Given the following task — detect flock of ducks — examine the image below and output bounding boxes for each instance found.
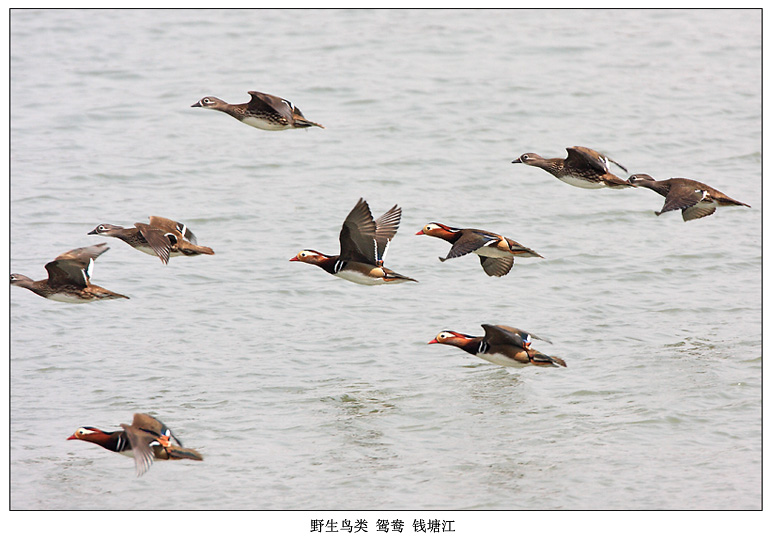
[11,89,751,476]
[512,146,750,219]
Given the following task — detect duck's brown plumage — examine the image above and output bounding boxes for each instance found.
[513,146,632,189]
[192,90,324,130]
[89,216,214,264]
[628,173,750,221]
[10,243,128,303]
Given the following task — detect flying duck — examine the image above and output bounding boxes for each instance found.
[627,173,750,221]
[88,216,214,264]
[429,324,566,368]
[191,90,324,130]
[10,243,128,303]
[291,198,417,285]
[416,223,543,276]
[67,413,203,477]
[512,146,633,189]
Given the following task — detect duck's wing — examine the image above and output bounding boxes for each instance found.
[481,324,528,348]
[658,183,705,215]
[441,230,496,261]
[567,146,614,174]
[495,325,551,344]
[135,223,174,264]
[478,255,514,277]
[574,145,627,173]
[46,244,109,287]
[45,259,89,288]
[54,243,110,265]
[131,413,183,447]
[246,91,294,121]
[339,198,379,264]
[121,422,159,477]
[373,204,401,263]
[148,216,198,244]
[681,202,717,221]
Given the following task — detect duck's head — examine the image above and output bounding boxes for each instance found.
[415,223,457,238]
[290,250,330,265]
[191,96,227,109]
[10,273,31,286]
[512,152,543,164]
[626,173,656,186]
[88,223,122,236]
[67,426,106,442]
[429,330,475,347]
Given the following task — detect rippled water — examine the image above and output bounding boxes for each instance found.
[9,9,761,513]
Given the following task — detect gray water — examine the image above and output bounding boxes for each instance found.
[9,9,761,511]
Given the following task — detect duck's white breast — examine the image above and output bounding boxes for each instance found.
[475,352,529,368]
[47,293,92,304]
[559,175,606,189]
[241,117,291,131]
[335,269,384,285]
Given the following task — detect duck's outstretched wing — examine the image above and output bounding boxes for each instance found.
[46,243,110,287]
[568,146,626,174]
[339,198,379,264]
[148,216,198,244]
[247,91,294,122]
[135,223,174,264]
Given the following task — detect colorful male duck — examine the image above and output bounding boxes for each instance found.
[67,413,203,477]
[416,223,542,276]
[291,198,417,285]
[430,324,566,368]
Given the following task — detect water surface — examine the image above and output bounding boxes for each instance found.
[9,9,761,511]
